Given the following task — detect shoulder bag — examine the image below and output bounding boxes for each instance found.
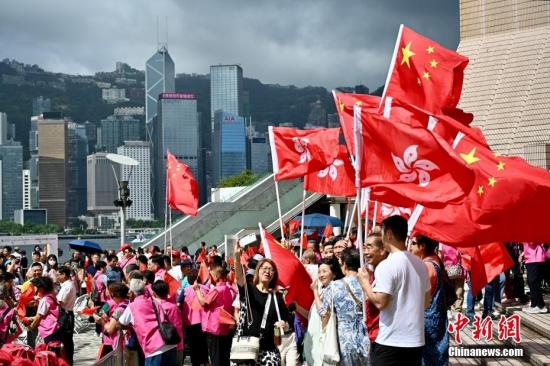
[322,286,340,364]
[150,297,181,345]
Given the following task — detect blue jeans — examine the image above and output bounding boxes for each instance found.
[466,277,498,320]
[144,348,177,366]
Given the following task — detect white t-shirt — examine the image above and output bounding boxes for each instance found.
[373,250,430,348]
[168,266,183,282]
[57,280,77,311]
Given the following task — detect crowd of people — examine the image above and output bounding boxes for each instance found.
[0,216,546,366]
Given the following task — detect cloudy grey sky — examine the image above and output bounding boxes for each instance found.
[0,0,459,89]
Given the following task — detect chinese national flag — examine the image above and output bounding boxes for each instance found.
[333,92,381,155]
[414,129,550,246]
[358,111,475,208]
[269,126,340,181]
[16,283,36,318]
[260,226,314,314]
[198,260,210,284]
[305,145,356,197]
[164,272,180,302]
[383,25,469,117]
[458,243,514,294]
[323,224,333,238]
[166,151,199,216]
[288,219,300,237]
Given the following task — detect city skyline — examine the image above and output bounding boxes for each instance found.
[0,0,459,89]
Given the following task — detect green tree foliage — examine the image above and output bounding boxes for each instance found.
[126,219,164,228]
[218,170,260,188]
[0,221,60,235]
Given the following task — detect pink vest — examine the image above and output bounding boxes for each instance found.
[182,285,206,326]
[94,272,107,302]
[523,242,546,263]
[154,269,166,283]
[201,282,236,336]
[0,304,14,342]
[38,294,60,339]
[118,256,137,272]
[128,295,166,357]
[441,244,461,266]
[160,299,184,350]
[103,299,129,347]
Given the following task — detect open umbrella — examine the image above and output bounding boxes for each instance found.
[295,213,343,228]
[69,239,103,254]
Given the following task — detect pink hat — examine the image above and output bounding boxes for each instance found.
[119,243,133,252]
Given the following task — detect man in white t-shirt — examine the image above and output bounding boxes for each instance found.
[358,215,430,366]
[57,267,77,366]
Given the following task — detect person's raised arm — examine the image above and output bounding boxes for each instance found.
[234,241,244,288]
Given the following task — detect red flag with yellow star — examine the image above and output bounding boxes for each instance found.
[166,151,199,216]
[414,131,550,246]
[382,25,470,118]
[332,91,381,155]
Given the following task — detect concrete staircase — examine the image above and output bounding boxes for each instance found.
[143,174,324,253]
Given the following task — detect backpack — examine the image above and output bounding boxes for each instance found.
[426,259,457,310]
[90,276,101,303]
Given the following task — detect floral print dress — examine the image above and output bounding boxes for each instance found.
[319,276,370,366]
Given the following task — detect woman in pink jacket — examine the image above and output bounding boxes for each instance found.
[521,242,548,314]
[152,281,184,366]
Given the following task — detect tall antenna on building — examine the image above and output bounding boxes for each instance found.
[165,16,169,48]
[156,16,160,49]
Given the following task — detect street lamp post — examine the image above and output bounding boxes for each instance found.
[106,154,139,246]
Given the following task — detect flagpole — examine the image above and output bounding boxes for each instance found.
[372,200,379,232]
[363,188,370,243]
[379,24,404,112]
[164,171,169,255]
[343,197,351,235]
[346,199,357,239]
[274,178,286,243]
[169,203,173,268]
[299,176,307,259]
[354,103,367,322]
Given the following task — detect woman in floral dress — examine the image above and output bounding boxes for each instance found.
[318,248,370,366]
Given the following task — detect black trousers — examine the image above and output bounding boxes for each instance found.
[206,333,232,366]
[186,324,209,366]
[372,343,423,366]
[63,311,75,366]
[526,262,545,308]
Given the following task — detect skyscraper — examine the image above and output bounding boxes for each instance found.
[0,141,23,221]
[249,137,271,174]
[145,45,175,126]
[153,93,199,218]
[210,65,244,124]
[86,153,118,213]
[212,111,246,187]
[32,96,51,117]
[67,123,88,222]
[97,115,143,153]
[22,169,31,210]
[0,112,7,145]
[28,115,40,208]
[38,116,68,228]
[118,141,153,221]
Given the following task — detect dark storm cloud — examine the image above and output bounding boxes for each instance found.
[0,0,458,89]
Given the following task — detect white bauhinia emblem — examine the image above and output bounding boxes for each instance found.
[292,137,311,164]
[391,145,439,187]
[380,203,412,218]
[318,159,344,181]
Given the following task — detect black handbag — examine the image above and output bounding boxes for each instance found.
[150,297,181,345]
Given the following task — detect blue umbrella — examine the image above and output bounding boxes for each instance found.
[69,239,103,254]
[295,213,343,228]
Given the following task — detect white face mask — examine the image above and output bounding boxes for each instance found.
[48,260,56,266]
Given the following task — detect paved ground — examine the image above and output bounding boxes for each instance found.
[73,325,102,366]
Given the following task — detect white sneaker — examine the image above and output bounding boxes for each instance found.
[523,307,542,314]
[537,307,548,314]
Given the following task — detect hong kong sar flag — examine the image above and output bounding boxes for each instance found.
[269,126,340,181]
[305,145,355,197]
[359,111,475,208]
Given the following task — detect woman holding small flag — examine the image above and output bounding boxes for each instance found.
[233,241,290,365]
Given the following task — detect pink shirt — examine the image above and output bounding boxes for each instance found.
[94,271,107,303]
[182,285,207,326]
[160,299,184,350]
[523,242,546,263]
[37,294,60,339]
[0,304,14,342]
[200,282,236,336]
[441,244,461,266]
[154,269,166,283]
